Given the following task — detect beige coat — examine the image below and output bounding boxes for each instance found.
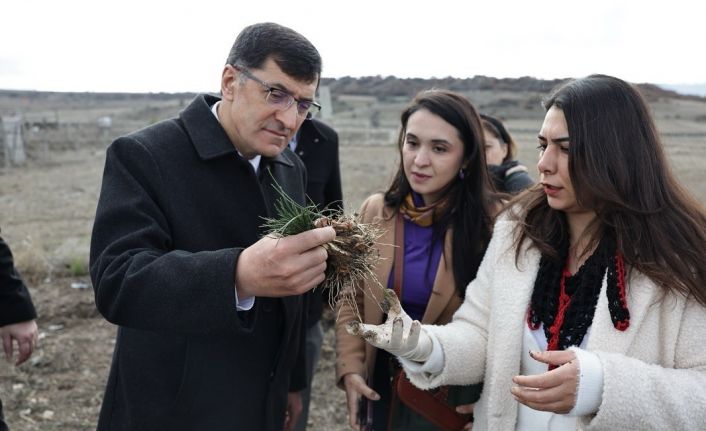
[406,217,706,430]
[335,193,463,386]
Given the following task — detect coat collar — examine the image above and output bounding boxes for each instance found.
[180,94,295,168]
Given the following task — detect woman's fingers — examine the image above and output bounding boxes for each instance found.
[512,356,579,414]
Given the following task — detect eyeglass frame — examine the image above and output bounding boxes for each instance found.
[232,64,322,120]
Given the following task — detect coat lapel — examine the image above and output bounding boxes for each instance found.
[258,156,303,334]
[586,270,659,354]
[421,228,458,324]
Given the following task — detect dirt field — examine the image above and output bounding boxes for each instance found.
[1,91,705,430]
[0,144,399,431]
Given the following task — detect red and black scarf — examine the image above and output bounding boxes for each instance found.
[527,235,630,353]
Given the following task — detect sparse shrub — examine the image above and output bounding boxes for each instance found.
[12,237,53,283]
[68,256,89,276]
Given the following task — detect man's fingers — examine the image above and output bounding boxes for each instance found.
[291,260,327,291]
[2,334,12,362]
[288,226,336,253]
[16,338,32,365]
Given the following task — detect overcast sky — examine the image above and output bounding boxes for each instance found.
[2,0,704,93]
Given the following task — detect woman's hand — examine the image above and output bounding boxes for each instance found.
[456,402,475,430]
[511,350,579,414]
[342,373,380,430]
[345,290,432,362]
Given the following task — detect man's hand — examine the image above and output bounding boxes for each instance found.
[283,391,303,431]
[342,373,379,431]
[235,226,335,299]
[511,350,579,414]
[346,291,432,362]
[0,319,39,366]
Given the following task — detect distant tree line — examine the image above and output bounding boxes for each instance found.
[0,76,701,102]
[320,75,568,99]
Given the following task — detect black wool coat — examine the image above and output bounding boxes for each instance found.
[0,234,37,429]
[0,234,37,327]
[292,118,343,327]
[90,94,308,431]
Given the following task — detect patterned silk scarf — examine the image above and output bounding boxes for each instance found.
[398,192,453,227]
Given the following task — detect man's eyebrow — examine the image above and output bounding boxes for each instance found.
[270,82,315,103]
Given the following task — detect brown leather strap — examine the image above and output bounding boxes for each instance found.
[393,212,405,299]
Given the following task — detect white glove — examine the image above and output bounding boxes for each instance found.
[346,289,432,362]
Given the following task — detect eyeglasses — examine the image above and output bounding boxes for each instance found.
[233,65,321,120]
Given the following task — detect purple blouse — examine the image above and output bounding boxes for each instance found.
[387,203,445,321]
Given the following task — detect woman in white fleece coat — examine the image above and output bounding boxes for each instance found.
[349,74,706,431]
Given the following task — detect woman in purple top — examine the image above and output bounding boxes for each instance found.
[336,90,504,430]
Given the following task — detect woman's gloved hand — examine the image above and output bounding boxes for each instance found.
[346,290,432,362]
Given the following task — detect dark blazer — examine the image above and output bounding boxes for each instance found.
[0,234,37,431]
[292,119,343,326]
[90,94,308,431]
[0,234,37,327]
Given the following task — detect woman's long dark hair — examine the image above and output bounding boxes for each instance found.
[384,90,501,296]
[511,74,706,306]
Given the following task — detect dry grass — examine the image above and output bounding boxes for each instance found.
[0,89,704,430]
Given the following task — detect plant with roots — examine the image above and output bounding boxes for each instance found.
[261,182,385,321]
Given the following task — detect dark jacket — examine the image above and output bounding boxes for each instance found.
[292,119,343,327]
[489,160,534,194]
[90,94,308,431]
[0,234,37,431]
[0,234,37,327]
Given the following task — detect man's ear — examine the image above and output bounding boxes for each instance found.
[221,65,237,101]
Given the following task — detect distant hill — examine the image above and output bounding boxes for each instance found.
[320,75,706,102]
[658,83,706,97]
[1,75,703,103]
[319,75,567,99]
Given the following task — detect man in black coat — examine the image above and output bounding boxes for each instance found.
[0,233,39,431]
[289,118,343,431]
[89,23,335,431]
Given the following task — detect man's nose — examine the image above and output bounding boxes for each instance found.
[276,103,299,130]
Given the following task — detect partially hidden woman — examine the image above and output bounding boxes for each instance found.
[480,114,534,193]
[336,90,504,430]
[352,75,706,430]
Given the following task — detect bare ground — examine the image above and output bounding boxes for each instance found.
[1,105,705,430]
[0,146,399,431]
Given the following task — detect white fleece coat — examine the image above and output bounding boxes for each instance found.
[404,218,706,430]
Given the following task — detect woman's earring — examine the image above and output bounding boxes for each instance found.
[458,169,465,180]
